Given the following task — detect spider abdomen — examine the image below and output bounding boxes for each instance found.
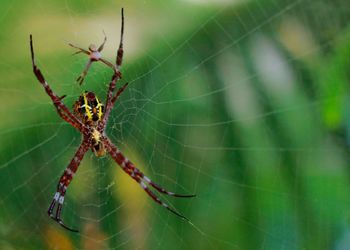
[73,91,104,124]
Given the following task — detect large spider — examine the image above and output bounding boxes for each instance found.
[30,9,195,232]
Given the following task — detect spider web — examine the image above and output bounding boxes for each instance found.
[1,0,350,249]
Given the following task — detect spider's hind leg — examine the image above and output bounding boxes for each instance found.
[47,187,79,232]
[47,141,89,233]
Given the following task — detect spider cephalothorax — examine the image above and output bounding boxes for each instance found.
[30,8,195,233]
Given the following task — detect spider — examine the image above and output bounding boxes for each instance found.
[69,30,115,85]
[30,8,195,233]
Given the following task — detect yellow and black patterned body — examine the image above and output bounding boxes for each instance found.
[74,91,106,157]
[74,91,104,124]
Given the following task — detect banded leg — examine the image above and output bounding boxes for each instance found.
[101,8,125,128]
[48,140,89,232]
[103,137,195,220]
[110,82,129,107]
[30,35,85,131]
[56,106,81,130]
[98,81,129,132]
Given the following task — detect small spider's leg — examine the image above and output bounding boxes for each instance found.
[30,35,85,131]
[99,57,116,70]
[69,43,94,85]
[76,60,93,85]
[72,50,84,56]
[97,31,107,52]
[103,137,193,220]
[48,140,89,232]
[68,43,90,55]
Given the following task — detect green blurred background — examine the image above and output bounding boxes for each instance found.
[1,0,350,249]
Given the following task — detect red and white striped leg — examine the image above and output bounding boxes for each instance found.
[30,35,86,132]
[48,140,89,232]
[110,82,129,106]
[100,8,125,130]
[103,137,195,220]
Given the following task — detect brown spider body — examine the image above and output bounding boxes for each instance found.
[73,91,104,124]
[30,8,195,233]
[73,92,106,157]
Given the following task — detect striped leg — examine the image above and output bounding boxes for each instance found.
[110,82,129,107]
[100,8,125,129]
[103,137,195,221]
[98,81,129,132]
[48,140,89,232]
[30,35,85,132]
[56,104,82,130]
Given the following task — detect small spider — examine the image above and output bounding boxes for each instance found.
[69,30,116,85]
[30,8,195,232]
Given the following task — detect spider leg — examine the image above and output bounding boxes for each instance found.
[98,31,107,52]
[56,107,82,130]
[76,60,93,85]
[48,140,89,232]
[69,43,95,85]
[99,8,125,130]
[116,8,124,70]
[30,35,85,131]
[70,37,115,85]
[110,82,129,106]
[105,7,124,104]
[103,137,195,220]
[68,43,90,55]
[143,177,196,198]
[140,180,190,221]
[100,57,116,70]
[98,82,129,132]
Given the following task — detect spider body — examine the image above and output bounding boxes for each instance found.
[73,91,104,124]
[74,92,106,157]
[69,33,115,85]
[30,8,195,233]
[88,45,102,61]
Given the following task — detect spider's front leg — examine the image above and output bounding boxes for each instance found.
[30,35,86,132]
[48,140,89,232]
[101,9,125,126]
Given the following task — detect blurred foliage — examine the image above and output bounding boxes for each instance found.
[1,0,350,249]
